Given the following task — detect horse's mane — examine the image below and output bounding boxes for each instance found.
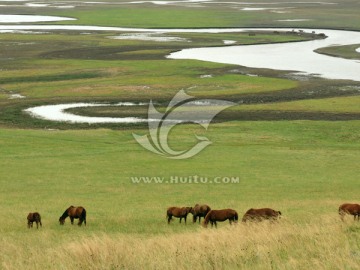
[60,205,74,219]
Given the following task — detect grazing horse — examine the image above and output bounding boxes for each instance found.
[166,206,192,224]
[190,204,211,224]
[339,203,360,221]
[27,212,42,229]
[242,208,282,223]
[203,209,238,228]
[59,206,86,226]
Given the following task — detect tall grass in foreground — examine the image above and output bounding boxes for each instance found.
[1,216,359,270]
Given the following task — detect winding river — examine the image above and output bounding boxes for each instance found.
[24,103,150,124]
[168,28,360,82]
[1,23,359,81]
[1,15,359,123]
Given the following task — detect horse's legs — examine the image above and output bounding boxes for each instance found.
[70,217,74,225]
[167,215,172,224]
[184,216,187,224]
[214,221,217,228]
[36,221,39,229]
[179,217,182,223]
[198,217,201,224]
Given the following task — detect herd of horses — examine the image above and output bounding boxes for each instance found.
[166,203,360,227]
[27,203,360,229]
[166,204,282,227]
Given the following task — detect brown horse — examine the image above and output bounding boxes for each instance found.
[203,209,238,228]
[59,206,86,226]
[242,208,282,222]
[27,212,42,229]
[190,204,211,223]
[166,206,192,224]
[339,203,360,221]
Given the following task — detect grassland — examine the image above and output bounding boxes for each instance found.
[315,44,360,60]
[0,122,360,269]
[1,0,360,269]
[6,0,360,30]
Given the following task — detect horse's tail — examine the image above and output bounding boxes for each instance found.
[38,214,42,227]
[82,208,87,226]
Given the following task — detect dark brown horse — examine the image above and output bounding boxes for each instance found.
[242,208,282,222]
[190,204,211,223]
[339,203,360,221]
[27,212,42,229]
[166,206,192,224]
[203,209,238,228]
[59,206,86,226]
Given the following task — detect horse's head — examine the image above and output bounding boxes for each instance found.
[59,217,65,225]
[186,207,193,214]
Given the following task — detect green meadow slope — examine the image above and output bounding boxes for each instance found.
[0,0,359,269]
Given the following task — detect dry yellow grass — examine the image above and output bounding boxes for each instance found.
[1,216,359,270]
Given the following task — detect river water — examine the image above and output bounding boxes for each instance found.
[168,28,360,81]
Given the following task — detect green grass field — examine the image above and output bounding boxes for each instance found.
[1,0,360,269]
[1,122,360,268]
